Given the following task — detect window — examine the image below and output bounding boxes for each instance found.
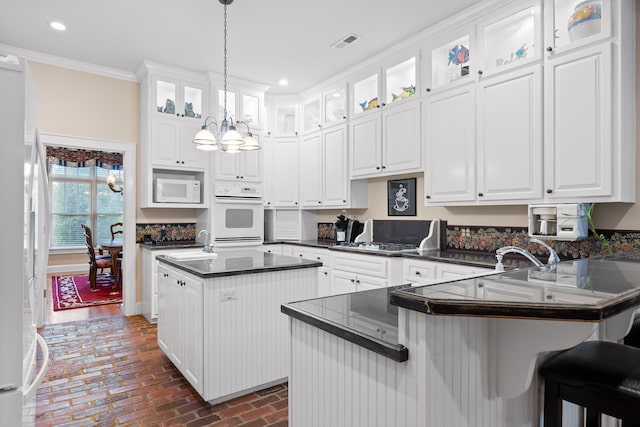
[49,165,123,249]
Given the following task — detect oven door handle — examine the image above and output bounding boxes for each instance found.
[214,197,263,205]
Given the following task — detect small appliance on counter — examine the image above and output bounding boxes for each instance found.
[334,214,363,243]
[334,215,348,243]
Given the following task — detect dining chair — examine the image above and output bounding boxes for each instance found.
[81,224,118,290]
[110,222,123,239]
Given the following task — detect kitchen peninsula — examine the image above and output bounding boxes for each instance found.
[283,251,640,426]
[156,250,321,404]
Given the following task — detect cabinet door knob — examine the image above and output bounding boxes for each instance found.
[299,254,303,257]
[376,105,381,108]
[381,103,386,107]
[176,160,180,164]
[318,124,322,128]
[546,46,553,52]
[295,202,298,205]
[350,279,355,283]
[236,176,240,179]
[316,257,321,260]
[342,116,346,119]
[318,201,322,204]
[323,271,328,275]
[415,271,421,276]
[267,201,271,205]
[477,70,483,75]
[478,192,484,197]
[426,88,431,92]
[181,161,184,164]
[426,195,431,199]
[546,189,553,194]
[376,166,381,170]
[342,200,346,203]
[381,165,386,169]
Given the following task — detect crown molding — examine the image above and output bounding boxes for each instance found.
[0,44,137,82]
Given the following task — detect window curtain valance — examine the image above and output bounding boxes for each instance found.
[46,147,123,170]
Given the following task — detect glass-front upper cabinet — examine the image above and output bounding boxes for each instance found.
[351,54,417,117]
[323,86,347,127]
[477,1,541,77]
[544,0,610,54]
[275,104,298,136]
[351,73,379,117]
[241,93,261,129]
[385,57,417,105]
[426,30,474,92]
[302,96,321,134]
[154,78,204,120]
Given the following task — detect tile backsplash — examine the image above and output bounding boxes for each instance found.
[135,223,197,243]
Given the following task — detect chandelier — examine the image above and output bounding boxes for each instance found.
[193,0,260,152]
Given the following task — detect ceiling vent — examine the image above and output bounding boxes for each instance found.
[331,34,360,49]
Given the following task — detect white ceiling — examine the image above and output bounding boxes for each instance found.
[0,0,481,94]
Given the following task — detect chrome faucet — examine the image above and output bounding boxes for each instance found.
[530,238,561,265]
[494,239,560,271]
[197,230,214,253]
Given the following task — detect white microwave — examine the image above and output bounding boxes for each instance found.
[154,178,201,203]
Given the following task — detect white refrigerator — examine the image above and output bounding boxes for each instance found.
[0,52,49,426]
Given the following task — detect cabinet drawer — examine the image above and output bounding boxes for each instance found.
[332,253,388,278]
[402,260,437,284]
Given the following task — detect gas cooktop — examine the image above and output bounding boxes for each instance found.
[335,242,419,253]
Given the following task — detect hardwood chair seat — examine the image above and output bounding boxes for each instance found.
[539,340,640,427]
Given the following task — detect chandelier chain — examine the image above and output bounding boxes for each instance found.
[223,2,228,120]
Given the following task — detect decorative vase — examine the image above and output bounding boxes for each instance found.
[568,1,602,41]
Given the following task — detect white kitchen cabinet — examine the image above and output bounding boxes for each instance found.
[543,0,612,56]
[273,103,299,137]
[318,266,331,297]
[425,2,544,206]
[212,82,266,131]
[150,117,207,170]
[543,42,613,199]
[142,246,205,324]
[214,134,263,183]
[156,264,204,395]
[329,250,402,296]
[299,132,322,206]
[272,137,299,207]
[301,96,322,135]
[476,63,543,201]
[138,62,211,208]
[350,99,421,178]
[322,85,348,128]
[262,134,275,208]
[299,125,366,209]
[349,53,421,179]
[424,83,476,203]
[402,258,493,287]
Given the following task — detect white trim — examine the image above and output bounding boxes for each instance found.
[0,44,137,82]
[40,132,138,317]
[47,264,88,274]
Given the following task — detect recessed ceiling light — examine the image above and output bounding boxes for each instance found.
[278,79,289,87]
[50,22,66,31]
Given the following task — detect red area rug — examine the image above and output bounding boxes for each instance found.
[52,274,122,311]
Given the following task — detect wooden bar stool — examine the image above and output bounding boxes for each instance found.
[539,340,640,427]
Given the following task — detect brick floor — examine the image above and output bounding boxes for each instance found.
[36,315,289,426]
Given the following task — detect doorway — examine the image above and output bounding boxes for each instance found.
[39,133,136,324]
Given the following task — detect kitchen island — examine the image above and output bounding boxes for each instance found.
[283,251,640,427]
[156,250,321,404]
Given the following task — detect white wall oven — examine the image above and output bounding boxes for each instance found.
[211,182,264,247]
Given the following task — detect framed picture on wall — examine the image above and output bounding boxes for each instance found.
[387,178,416,216]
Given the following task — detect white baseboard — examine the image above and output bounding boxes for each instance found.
[47,264,88,274]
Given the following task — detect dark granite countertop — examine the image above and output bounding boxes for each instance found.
[390,251,640,321]
[157,250,322,278]
[140,240,203,250]
[265,240,525,269]
[282,286,409,362]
